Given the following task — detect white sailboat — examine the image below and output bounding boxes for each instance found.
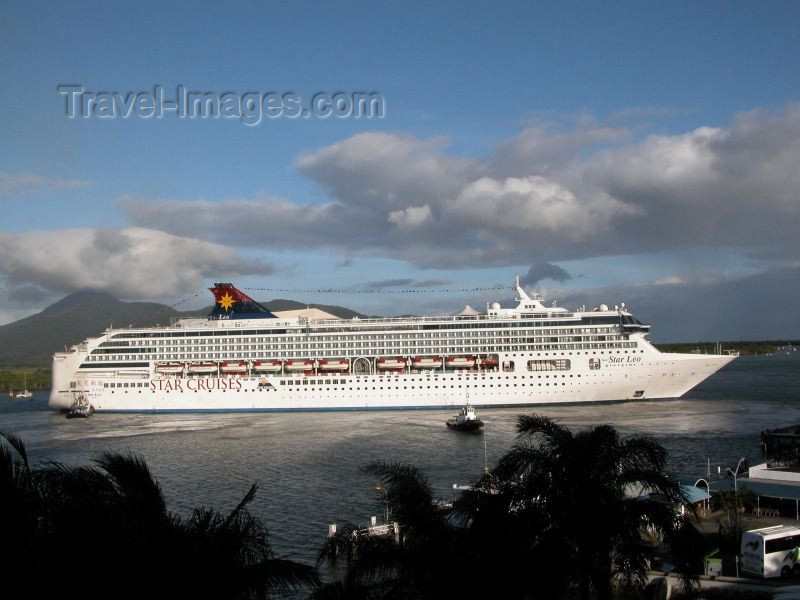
[15,374,33,399]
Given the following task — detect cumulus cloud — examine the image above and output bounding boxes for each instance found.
[0,172,90,198]
[124,104,800,269]
[388,204,432,228]
[297,133,474,211]
[0,228,272,300]
[451,176,636,239]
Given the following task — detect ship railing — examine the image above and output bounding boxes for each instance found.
[313,312,578,326]
[313,314,491,326]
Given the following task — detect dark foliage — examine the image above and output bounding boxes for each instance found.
[0,432,319,600]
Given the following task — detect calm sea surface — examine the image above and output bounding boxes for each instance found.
[2,353,799,565]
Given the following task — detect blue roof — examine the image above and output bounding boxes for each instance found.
[682,485,711,504]
[709,477,800,501]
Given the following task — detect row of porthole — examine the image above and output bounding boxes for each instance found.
[106,372,615,392]
[113,381,584,394]
[110,375,620,394]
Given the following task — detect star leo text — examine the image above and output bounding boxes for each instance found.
[608,356,642,364]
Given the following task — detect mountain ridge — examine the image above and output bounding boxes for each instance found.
[0,292,370,366]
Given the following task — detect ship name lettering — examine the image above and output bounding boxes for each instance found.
[609,356,642,364]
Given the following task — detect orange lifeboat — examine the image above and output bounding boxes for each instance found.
[155,361,184,374]
[220,361,248,374]
[446,356,475,369]
[412,356,443,369]
[319,359,349,371]
[187,361,218,374]
[284,360,313,372]
[377,357,406,370]
[252,360,282,373]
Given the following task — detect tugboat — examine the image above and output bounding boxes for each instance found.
[66,395,94,419]
[446,398,484,432]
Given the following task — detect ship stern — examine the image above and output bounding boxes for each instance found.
[49,352,75,411]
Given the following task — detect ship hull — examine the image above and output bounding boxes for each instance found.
[49,352,735,413]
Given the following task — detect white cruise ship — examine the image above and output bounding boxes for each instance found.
[49,278,736,413]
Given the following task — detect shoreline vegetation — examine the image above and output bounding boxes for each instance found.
[0,340,794,393]
[0,367,50,393]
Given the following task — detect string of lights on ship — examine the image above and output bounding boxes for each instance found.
[167,285,510,309]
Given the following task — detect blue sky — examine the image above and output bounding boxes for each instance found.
[1,1,799,340]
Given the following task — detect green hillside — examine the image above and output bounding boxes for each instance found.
[0,291,369,368]
[0,291,180,367]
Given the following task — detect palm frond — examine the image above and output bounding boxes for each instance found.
[259,556,321,595]
[224,482,258,527]
[516,414,571,445]
[0,431,29,472]
[96,451,166,517]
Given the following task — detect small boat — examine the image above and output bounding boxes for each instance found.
[446,356,476,369]
[155,361,185,374]
[377,357,406,370]
[187,361,218,374]
[285,360,313,372]
[446,401,484,432]
[319,359,349,371]
[252,360,282,373]
[220,361,248,374]
[66,396,94,419]
[15,374,33,399]
[412,356,443,369]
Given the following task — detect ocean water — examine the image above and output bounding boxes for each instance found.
[1,353,799,565]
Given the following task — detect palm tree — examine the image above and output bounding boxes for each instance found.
[315,461,464,599]
[483,414,702,600]
[0,433,319,600]
[0,431,41,597]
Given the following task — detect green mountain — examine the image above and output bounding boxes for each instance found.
[0,292,369,367]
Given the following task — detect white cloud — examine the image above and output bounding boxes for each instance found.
[124,104,800,268]
[0,228,272,300]
[388,204,432,228]
[450,176,636,239]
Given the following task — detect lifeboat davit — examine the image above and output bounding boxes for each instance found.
[220,361,248,374]
[320,359,349,371]
[187,361,218,374]
[412,356,443,369]
[252,360,282,373]
[446,356,475,369]
[377,357,406,370]
[482,356,499,368]
[155,362,185,374]
[285,360,313,372]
